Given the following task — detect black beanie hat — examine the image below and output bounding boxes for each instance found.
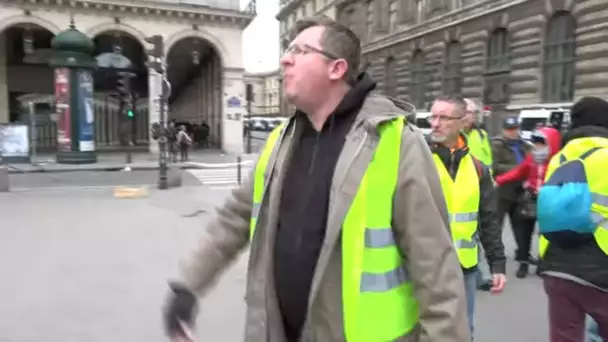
[570,96,608,129]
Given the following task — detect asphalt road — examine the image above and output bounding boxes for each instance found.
[243,130,270,153]
[8,169,202,190]
[0,186,548,341]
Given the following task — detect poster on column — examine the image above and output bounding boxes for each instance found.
[77,70,95,152]
[55,68,71,151]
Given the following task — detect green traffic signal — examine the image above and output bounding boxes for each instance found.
[127,110,134,118]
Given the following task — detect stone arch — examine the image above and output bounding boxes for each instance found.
[0,15,61,34]
[165,28,227,68]
[85,22,147,47]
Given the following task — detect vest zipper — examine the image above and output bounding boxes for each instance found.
[449,153,457,179]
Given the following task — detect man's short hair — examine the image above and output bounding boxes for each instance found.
[435,95,467,117]
[292,15,361,84]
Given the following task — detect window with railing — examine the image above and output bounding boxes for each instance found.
[542,11,576,103]
[385,56,397,97]
[375,0,390,32]
[486,28,509,72]
[443,40,462,96]
[410,50,426,109]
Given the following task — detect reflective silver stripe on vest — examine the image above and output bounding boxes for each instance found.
[591,212,608,231]
[361,266,409,293]
[450,212,478,223]
[455,239,477,249]
[593,193,608,207]
[251,202,261,219]
[365,228,395,248]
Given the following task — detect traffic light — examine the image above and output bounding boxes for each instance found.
[116,72,134,118]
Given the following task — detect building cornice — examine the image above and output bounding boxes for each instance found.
[245,68,280,78]
[2,0,255,30]
[362,0,529,54]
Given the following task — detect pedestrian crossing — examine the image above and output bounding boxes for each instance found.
[187,166,253,190]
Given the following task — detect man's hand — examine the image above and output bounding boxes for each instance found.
[170,321,196,342]
[490,273,507,294]
[163,282,198,340]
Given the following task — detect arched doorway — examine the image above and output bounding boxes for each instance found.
[166,36,223,149]
[0,22,57,151]
[1,23,55,121]
[92,30,148,149]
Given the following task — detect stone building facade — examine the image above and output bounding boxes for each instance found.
[277,0,608,131]
[0,0,255,154]
[244,69,282,116]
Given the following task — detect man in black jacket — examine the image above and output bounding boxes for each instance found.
[491,117,532,267]
[427,95,507,337]
[542,96,608,341]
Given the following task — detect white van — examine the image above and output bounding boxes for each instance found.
[507,103,572,140]
[415,111,432,136]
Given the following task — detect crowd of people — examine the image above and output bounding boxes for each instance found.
[165,120,210,162]
[159,15,607,342]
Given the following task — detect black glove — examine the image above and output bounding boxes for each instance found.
[163,281,198,336]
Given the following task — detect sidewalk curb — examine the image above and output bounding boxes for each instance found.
[7,164,161,174]
[6,158,258,174]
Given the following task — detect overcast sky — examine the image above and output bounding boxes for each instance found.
[240,0,280,73]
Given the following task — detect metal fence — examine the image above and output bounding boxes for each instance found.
[17,96,150,154]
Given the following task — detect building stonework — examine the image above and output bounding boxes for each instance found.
[0,0,255,154]
[244,69,282,116]
[277,0,608,130]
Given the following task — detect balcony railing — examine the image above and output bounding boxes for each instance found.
[150,0,256,13]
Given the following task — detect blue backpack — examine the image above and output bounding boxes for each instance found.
[537,147,605,247]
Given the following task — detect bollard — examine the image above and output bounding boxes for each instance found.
[237,156,242,185]
[0,163,9,192]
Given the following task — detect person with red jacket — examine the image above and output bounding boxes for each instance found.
[494,127,562,278]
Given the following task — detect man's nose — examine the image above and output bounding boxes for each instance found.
[280,52,293,67]
[430,117,440,129]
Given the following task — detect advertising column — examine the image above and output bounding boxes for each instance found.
[54,67,98,164]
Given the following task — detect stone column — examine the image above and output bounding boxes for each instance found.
[148,69,162,154]
[0,32,9,123]
[221,67,245,155]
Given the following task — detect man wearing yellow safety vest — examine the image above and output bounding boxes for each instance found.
[162,16,470,342]
[462,99,493,167]
[427,95,507,338]
[537,96,608,341]
[462,98,495,292]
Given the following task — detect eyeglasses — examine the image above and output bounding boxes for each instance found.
[427,115,464,124]
[283,43,339,60]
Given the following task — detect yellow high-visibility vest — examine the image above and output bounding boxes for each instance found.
[466,128,493,167]
[539,137,608,258]
[251,117,419,341]
[433,154,481,268]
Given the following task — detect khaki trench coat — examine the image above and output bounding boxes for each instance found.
[176,94,471,342]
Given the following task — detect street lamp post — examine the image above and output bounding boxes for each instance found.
[245,83,253,154]
[96,46,135,167]
[145,35,171,190]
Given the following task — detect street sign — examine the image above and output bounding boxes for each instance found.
[96,52,133,69]
[227,96,241,108]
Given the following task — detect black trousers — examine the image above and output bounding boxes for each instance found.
[498,199,536,262]
[179,143,189,162]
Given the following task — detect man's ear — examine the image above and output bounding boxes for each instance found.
[328,59,349,81]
